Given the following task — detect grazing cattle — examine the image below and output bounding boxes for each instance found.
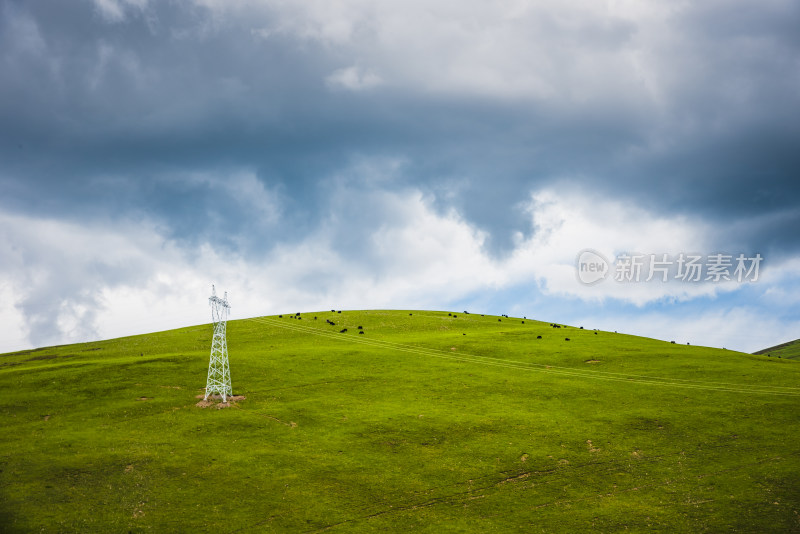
[498,319,502,322]
[580,326,584,329]
[409,313,413,316]
[338,311,342,314]
[279,315,283,318]
[340,328,347,333]
[314,317,317,320]
[331,309,335,312]
[464,311,469,314]
[453,315,457,318]
[671,341,676,344]
[359,331,364,335]
[357,326,363,330]
[537,335,542,339]
[462,333,466,335]
[565,338,570,341]
[594,332,597,335]
[521,321,524,324]
[448,313,452,316]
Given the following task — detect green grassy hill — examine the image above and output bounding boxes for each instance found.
[1,310,799,532]
[754,338,800,360]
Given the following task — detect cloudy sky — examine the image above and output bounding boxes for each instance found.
[1,0,799,353]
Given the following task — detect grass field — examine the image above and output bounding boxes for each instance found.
[1,310,799,532]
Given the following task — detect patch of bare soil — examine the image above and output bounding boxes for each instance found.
[262,415,297,427]
[584,359,601,364]
[498,472,531,485]
[137,397,151,401]
[195,394,246,409]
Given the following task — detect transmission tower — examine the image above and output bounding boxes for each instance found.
[205,285,232,402]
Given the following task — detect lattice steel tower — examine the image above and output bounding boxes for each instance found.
[205,285,232,402]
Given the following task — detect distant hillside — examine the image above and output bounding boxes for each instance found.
[754,338,800,360]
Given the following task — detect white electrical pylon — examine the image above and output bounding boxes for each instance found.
[205,285,232,402]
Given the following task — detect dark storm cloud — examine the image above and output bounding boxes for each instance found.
[1,0,799,260]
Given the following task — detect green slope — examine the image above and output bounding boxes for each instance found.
[1,310,799,532]
[754,338,800,360]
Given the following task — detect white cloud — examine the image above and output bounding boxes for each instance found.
[0,282,30,353]
[0,211,173,348]
[1,180,796,354]
[0,181,495,351]
[5,7,47,56]
[93,0,149,23]
[93,0,126,22]
[198,0,683,106]
[326,65,384,91]
[572,308,800,354]
[509,188,729,305]
[183,170,283,227]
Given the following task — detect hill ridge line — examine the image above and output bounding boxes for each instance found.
[245,316,800,396]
